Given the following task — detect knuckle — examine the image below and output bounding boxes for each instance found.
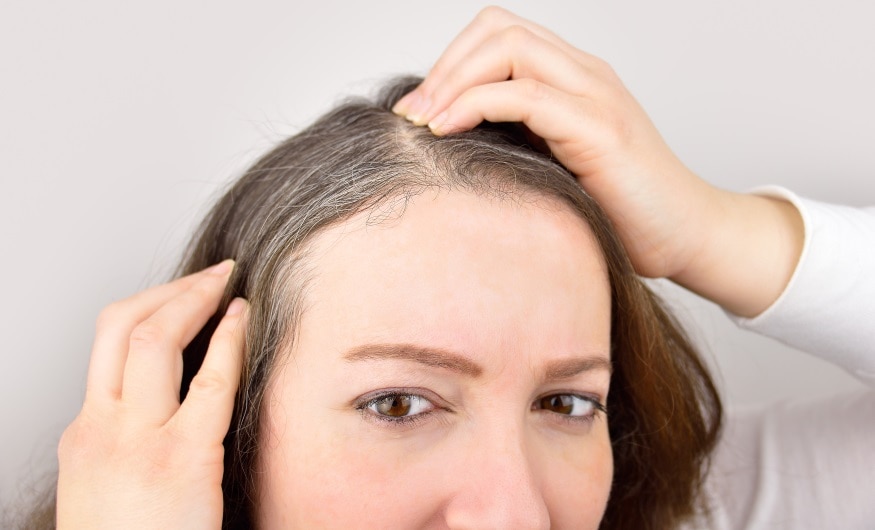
[95,302,125,333]
[163,422,226,469]
[188,369,231,397]
[501,24,535,49]
[57,424,79,460]
[477,5,511,25]
[596,61,623,88]
[186,281,220,309]
[456,86,485,110]
[518,78,547,102]
[128,319,167,349]
[58,414,105,462]
[590,55,614,75]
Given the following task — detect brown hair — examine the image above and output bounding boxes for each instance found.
[19,76,721,529]
[179,76,722,529]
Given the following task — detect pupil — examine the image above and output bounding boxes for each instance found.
[544,395,574,414]
[378,395,411,416]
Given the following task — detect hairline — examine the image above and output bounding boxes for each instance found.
[265,176,600,379]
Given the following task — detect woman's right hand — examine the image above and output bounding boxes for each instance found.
[394,6,804,317]
[56,261,247,529]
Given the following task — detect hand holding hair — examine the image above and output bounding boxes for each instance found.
[394,6,804,317]
[56,261,246,529]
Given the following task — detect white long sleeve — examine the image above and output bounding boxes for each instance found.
[695,189,875,529]
[733,187,875,386]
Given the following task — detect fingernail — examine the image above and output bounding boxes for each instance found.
[428,110,450,135]
[408,96,433,126]
[393,90,420,117]
[208,259,235,276]
[392,91,417,116]
[226,297,247,316]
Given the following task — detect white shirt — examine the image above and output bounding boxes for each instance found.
[697,188,875,529]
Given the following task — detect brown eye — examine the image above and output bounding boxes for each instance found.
[364,393,434,421]
[539,394,575,414]
[534,393,601,418]
[375,395,412,417]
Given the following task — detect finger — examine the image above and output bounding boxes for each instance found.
[408,26,596,127]
[85,260,235,406]
[427,79,610,167]
[169,298,248,443]
[394,6,601,118]
[425,8,592,92]
[120,263,234,424]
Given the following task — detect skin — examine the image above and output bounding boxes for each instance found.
[256,189,613,529]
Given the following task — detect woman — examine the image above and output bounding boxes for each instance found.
[49,7,875,530]
[53,75,720,529]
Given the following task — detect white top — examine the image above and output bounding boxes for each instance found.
[696,188,875,529]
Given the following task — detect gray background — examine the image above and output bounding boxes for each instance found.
[2,0,873,508]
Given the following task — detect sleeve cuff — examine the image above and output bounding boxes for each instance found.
[730,186,812,326]
[728,186,875,386]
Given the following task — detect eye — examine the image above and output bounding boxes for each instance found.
[357,391,438,426]
[532,393,606,422]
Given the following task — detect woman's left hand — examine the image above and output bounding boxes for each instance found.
[392,6,718,283]
[394,7,803,317]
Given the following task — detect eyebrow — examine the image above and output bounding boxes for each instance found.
[342,343,612,381]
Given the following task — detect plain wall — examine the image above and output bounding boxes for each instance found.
[2,0,873,509]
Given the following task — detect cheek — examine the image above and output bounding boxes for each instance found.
[539,423,614,528]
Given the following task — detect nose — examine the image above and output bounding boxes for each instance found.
[443,423,551,530]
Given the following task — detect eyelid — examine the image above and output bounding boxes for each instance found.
[533,389,605,406]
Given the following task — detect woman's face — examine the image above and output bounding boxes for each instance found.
[257,188,613,529]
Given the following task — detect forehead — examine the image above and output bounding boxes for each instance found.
[296,187,611,363]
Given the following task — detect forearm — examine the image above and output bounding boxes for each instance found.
[670,189,805,318]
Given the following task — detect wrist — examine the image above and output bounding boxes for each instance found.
[670,189,804,317]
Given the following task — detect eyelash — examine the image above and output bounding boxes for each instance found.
[355,389,607,428]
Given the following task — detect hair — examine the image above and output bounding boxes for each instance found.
[18,76,722,529]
